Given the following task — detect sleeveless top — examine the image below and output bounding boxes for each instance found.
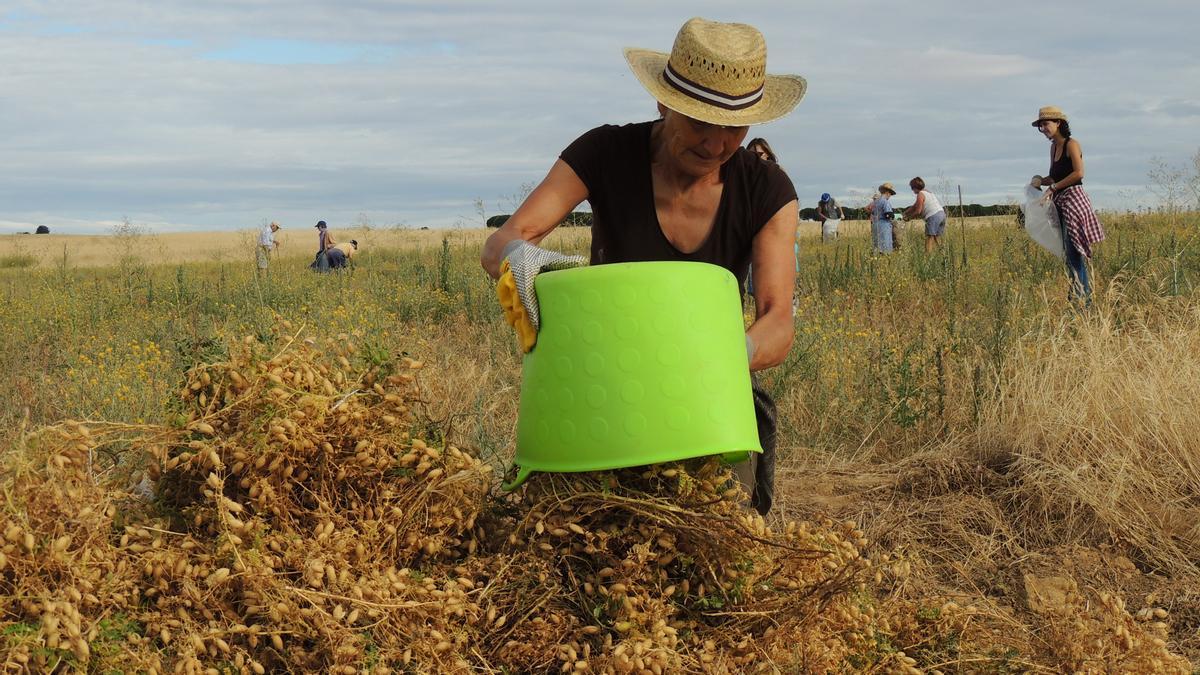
[560,121,797,295]
[918,190,944,219]
[1049,139,1081,185]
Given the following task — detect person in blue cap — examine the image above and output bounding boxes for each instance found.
[817,192,843,243]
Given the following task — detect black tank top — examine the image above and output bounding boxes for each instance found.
[560,121,797,296]
[1049,139,1080,185]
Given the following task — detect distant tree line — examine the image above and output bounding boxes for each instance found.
[486,204,1017,228]
[486,212,593,228]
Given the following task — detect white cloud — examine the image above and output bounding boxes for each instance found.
[913,47,1038,81]
[0,1,1198,232]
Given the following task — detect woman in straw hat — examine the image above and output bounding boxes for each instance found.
[870,183,897,254]
[482,17,806,514]
[1029,106,1105,303]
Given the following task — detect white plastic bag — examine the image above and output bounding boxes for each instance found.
[1021,184,1064,260]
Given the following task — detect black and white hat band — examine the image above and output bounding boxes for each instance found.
[663,61,764,111]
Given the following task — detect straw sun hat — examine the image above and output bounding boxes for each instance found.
[1031,105,1068,126]
[879,182,897,196]
[624,17,807,126]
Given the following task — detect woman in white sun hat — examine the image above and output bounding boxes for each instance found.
[481,17,807,514]
[1029,105,1105,304]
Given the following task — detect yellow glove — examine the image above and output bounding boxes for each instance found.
[497,260,537,352]
[495,241,586,353]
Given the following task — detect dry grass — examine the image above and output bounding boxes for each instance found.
[776,288,1200,669]
[4,216,1015,269]
[4,227,595,270]
[6,228,486,269]
[981,292,1200,579]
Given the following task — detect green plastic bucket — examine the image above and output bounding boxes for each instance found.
[504,261,761,489]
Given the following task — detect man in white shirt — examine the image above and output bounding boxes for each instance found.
[257,221,280,271]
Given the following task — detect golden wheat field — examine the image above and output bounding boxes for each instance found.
[5,227,488,270]
[3,213,1200,673]
[2,216,1015,270]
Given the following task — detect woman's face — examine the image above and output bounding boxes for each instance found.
[1037,119,1060,139]
[750,144,771,161]
[657,104,749,177]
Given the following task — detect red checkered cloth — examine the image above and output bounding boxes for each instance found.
[1053,185,1105,259]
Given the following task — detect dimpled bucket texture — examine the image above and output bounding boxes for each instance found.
[506,261,761,489]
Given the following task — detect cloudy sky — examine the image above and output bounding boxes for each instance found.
[2,0,1198,234]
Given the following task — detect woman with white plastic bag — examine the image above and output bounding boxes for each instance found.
[817,192,843,243]
[1020,183,1064,260]
[1029,106,1105,303]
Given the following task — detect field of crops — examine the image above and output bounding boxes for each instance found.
[3,212,1200,672]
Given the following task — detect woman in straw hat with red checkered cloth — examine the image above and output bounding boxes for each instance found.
[482,17,806,515]
[1030,106,1105,304]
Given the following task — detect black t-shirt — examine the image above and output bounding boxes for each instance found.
[559,121,797,293]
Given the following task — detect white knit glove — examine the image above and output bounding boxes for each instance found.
[500,240,587,331]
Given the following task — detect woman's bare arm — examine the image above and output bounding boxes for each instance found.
[481,159,589,279]
[903,192,924,219]
[746,199,798,371]
[1057,139,1085,189]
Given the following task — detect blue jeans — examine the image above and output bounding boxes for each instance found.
[1059,216,1091,303]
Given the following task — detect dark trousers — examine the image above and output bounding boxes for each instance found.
[734,377,777,515]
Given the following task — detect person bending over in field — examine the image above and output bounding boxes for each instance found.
[481,17,806,514]
[328,239,358,269]
[902,177,947,254]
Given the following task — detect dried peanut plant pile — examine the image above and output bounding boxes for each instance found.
[1,328,1193,673]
